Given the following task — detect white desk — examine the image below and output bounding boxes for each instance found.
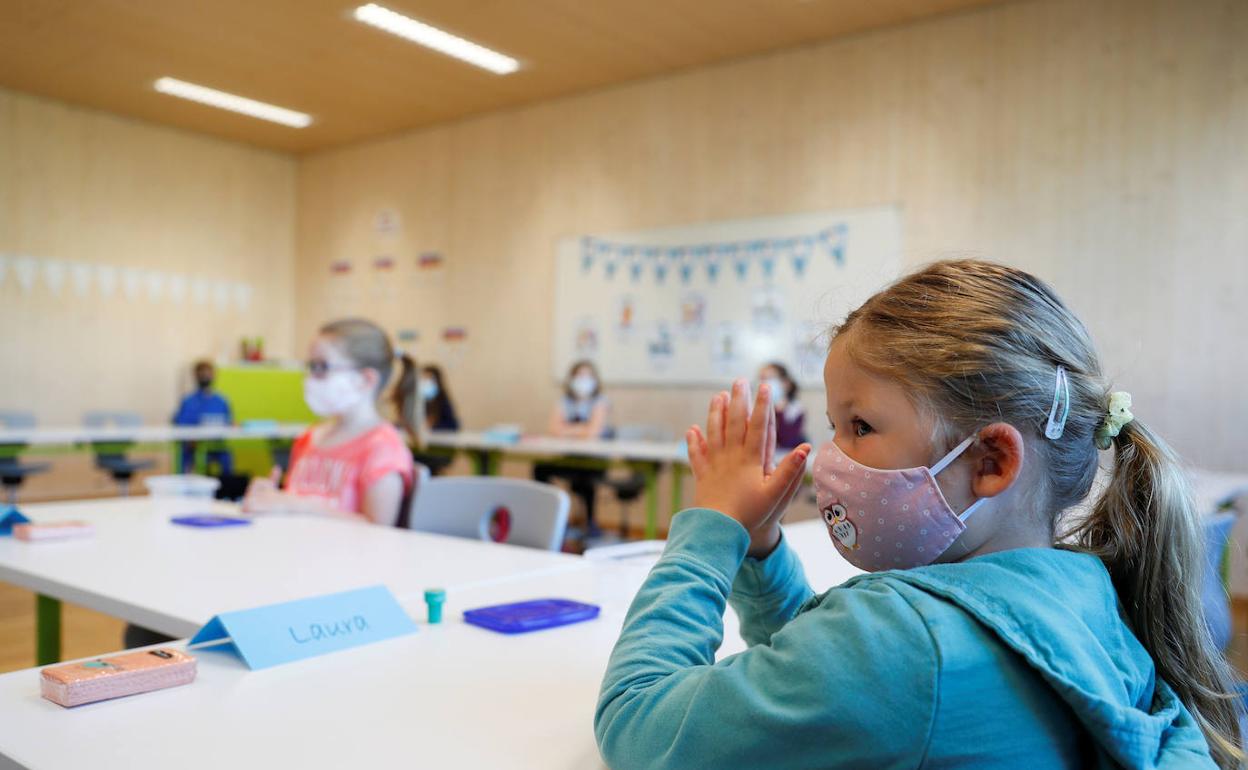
[425,432,689,538]
[0,423,307,447]
[0,519,854,770]
[1,498,584,664]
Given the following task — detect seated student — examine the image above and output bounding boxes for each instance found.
[758,361,807,448]
[172,360,233,474]
[533,360,613,536]
[420,365,460,432]
[596,260,1238,769]
[242,318,417,527]
[410,365,460,475]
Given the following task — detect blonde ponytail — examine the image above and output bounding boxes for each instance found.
[1068,420,1242,768]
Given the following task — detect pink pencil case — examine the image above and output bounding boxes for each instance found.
[41,648,197,707]
[14,521,94,542]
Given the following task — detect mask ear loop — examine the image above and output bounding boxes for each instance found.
[1045,365,1071,440]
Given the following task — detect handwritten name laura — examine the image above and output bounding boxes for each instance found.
[288,615,371,644]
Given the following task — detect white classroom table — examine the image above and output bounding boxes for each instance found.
[0,498,584,664]
[0,517,854,770]
[0,423,308,446]
[424,431,819,539]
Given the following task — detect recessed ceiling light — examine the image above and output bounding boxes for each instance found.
[352,3,519,76]
[153,77,312,128]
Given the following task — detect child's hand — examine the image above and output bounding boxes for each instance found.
[687,379,811,558]
[241,468,287,514]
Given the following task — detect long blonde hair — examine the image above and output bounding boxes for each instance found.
[833,259,1241,767]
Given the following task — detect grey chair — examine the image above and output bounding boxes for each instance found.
[0,411,50,506]
[408,477,569,551]
[83,411,155,496]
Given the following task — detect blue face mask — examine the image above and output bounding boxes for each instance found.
[419,378,439,401]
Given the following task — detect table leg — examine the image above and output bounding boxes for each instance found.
[670,464,685,520]
[36,594,61,665]
[639,462,659,540]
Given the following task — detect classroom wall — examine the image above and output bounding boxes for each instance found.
[0,88,298,497]
[296,0,1247,475]
[0,88,298,425]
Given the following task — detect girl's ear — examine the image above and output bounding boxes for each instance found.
[971,422,1025,498]
[360,367,382,391]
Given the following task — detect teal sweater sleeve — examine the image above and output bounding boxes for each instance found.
[595,508,939,770]
[728,528,815,646]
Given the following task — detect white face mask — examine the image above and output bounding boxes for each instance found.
[303,370,370,417]
[570,374,597,399]
[419,378,439,400]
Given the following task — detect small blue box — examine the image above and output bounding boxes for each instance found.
[463,598,600,634]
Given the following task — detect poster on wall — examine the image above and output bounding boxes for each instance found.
[374,209,401,236]
[679,291,706,339]
[552,206,901,386]
[646,321,675,372]
[573,317,599,359]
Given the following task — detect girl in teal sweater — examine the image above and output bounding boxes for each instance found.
[596,260,1241,768]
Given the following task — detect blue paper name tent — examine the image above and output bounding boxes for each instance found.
[189,585,417,669]
[0,509,31,536]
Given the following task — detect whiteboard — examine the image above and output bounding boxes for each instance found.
[552,206,903,386]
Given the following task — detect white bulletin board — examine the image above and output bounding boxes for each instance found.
[552,206,903,386]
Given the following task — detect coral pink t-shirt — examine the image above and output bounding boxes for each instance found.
[286,423,414,517]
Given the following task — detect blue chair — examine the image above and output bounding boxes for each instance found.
[83,411,155,496]
[0,411,50,506]
[1203,512,1237,651]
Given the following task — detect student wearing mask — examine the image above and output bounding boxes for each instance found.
[242,318,418,527]
[409,364,460,475]
[533,360,613,536]
[757,361,808,449]
[172,359,233,474]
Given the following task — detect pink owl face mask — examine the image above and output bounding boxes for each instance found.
[812,435,986,572]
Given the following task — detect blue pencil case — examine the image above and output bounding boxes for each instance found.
[170,515,252,528]
[463,599,600,634]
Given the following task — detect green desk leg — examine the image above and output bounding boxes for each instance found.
[172,441,185,473]
[36,594,61,665]
[670,465,685,521]
[638,462,659,540]
[469,449,502,476]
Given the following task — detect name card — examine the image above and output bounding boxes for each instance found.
[188,585,417,670]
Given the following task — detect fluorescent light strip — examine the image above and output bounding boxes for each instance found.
[353,3,519,75]
[154,77,312,128]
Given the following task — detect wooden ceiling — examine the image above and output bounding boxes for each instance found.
[0,0,1003,154]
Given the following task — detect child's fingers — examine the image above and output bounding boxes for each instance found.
[764,444,810,499]
[763,395,777,473]
[772,447,809,517]
[746,383,770,459]
[686,427,709,477]
[269,466,282,484]
[726,379,751,447]
[706,393,726,449]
